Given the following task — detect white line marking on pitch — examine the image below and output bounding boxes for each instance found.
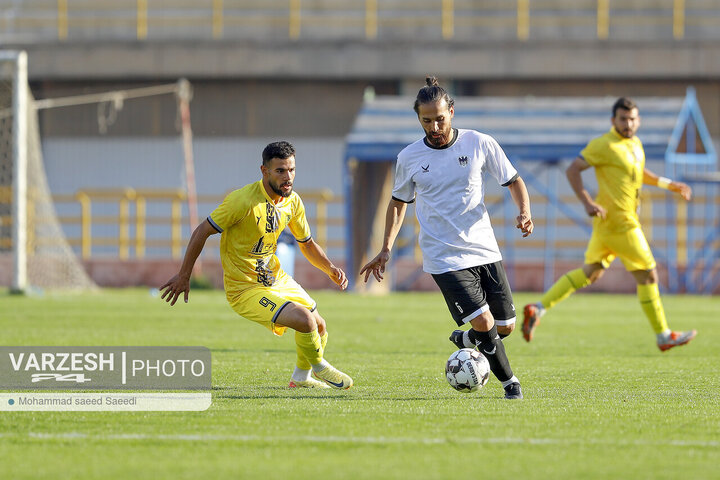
[0,432,714,448]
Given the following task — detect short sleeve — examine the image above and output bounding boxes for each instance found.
[391,155,416,203]
[288,195,312,243]
[580,137,605,166]
[208,190,248,233]
[483,135,518,186]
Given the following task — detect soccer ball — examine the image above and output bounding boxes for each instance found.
[445,348,490,393]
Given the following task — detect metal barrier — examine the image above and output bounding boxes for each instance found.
[394,190,715,287]
[11,185,714,284]
[2,0,719,42]
[51,187,343,259]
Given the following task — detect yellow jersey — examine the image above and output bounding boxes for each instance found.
[580,127,645,233]
[207,181,311,294]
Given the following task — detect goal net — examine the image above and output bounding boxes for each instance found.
[1,51,199,293]
[0,51,97,292]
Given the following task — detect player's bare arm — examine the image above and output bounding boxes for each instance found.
[642,168,692,201]
[160,219,218,306]
[360,198,408,283]
[507,177,533,237]
[297,238,348,290]
[566,156,607,219]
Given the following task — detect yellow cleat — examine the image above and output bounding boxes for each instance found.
[313,365,353,390]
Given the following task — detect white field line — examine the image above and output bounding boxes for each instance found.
[0,432,715,448]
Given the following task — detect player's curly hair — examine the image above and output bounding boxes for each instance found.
[262,141,296,166]
[612,97,638,117]
[413,76,455,114]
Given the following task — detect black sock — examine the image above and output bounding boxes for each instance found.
[468,328,509,341]
[468,328,510,345]
[470,325,513,382]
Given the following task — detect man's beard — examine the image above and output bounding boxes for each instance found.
[270,180,293,198]
[426,129,450,147]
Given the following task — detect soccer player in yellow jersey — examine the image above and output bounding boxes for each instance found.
[523,97,697,352]
[160,141,353,389]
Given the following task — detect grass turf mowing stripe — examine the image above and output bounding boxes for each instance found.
[4,432,717,448]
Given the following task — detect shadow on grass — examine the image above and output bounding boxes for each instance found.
[210,385,493,401]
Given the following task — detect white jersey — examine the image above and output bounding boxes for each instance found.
[392,128,518,274]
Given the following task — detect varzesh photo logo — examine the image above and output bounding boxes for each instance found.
[0,347,212,412]
[0,346,211,389]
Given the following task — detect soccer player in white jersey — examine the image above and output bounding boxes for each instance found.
[160,141,353,390]
[360,77,533,399]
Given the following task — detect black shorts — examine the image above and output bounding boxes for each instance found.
[431,261,516,327]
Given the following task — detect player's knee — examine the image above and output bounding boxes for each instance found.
[583,263,605,284]
[497,323,514,337]
[587,269,604,283]
[469,314,494,332]
[647,269,658,284]
[314,313,327,336]
[289,307,317,333]
[633,270,657,285]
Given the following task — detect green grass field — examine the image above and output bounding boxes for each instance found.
[1,288,718,479]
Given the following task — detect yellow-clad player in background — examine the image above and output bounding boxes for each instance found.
[161,141,353,389]
[523,97,697,352]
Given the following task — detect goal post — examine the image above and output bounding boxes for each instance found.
[11,51,28,293]
[1,51,29,292]
[1,51,199,293]
[1,50,98,292]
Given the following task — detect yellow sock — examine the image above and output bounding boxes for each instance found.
[295,329,323,366]
[637,283,669,334]
[296,331,328,369]
[541,268,591,309]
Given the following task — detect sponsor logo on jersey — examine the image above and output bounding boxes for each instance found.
[265,201,280,233]
[255,258,275,287]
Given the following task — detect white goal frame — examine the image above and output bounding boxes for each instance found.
[2,51,29,292]
[1,50,198,293]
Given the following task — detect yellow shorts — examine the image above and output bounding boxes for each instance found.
[227,271,316,337]
[584,226,656,271]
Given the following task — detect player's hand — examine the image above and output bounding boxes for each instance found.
[671,181,692,201]
[359,250,390,283]
[328,266,349,291]
[584,201,606,219]
[516,212,533,237]
[160,274,190,306]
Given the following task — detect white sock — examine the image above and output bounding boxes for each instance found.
[310,359,330,373]
[537,303,547,316]
[291,367,312,382]
[461,331,476,348]
[501,376,519,388]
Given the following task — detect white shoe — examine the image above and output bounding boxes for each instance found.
[288,378,331,389]
[657,330,697,352]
